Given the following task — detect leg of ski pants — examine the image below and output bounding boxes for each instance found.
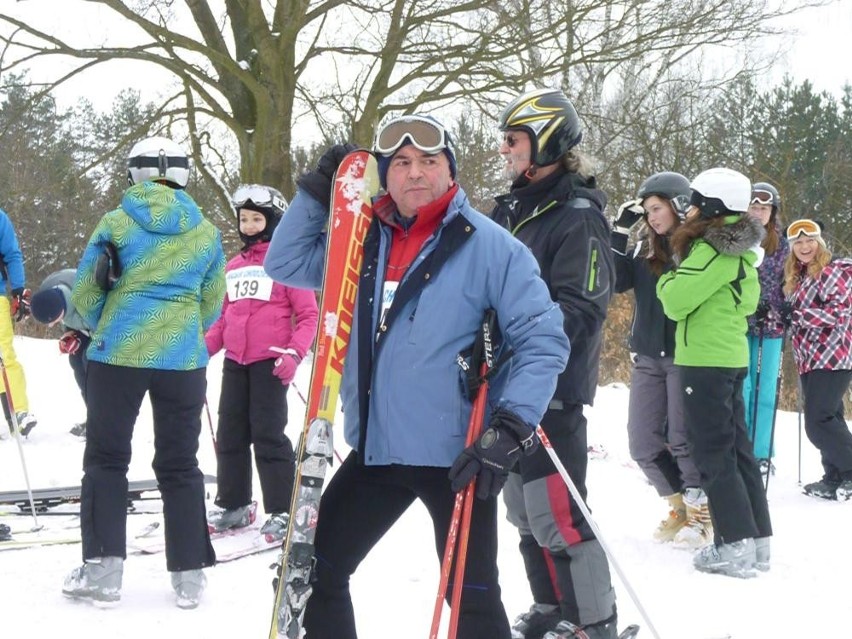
[247,359,294,514]
[0,298,29,412]
[215,358,254,509]
[748,337,783,459]
[664,357,702,488]
[506,404,615,627]
[801,370,852,476]
[627,355,684,496]
[81,362,149,560]
[304,454,510,639]
[68,334,91,404]
[681,367,772,544]
[149,367,215,572]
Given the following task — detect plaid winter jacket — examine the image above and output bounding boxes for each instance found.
[790,258,852,374]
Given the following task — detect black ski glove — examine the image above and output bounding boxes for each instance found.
[754,300,770,323]
[297,143,359,210]
[448,409,538,499]
[10,288,31,322]
[613,199,644,230]
[778,301,794,328]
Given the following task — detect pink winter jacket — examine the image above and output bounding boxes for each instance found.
[205,242,319,365]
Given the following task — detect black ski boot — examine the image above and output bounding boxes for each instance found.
[803,477,841,500]
[511,603,561,638]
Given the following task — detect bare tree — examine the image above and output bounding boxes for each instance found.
[0,0,815,213]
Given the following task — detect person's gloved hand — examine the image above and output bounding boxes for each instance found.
[778,301,794,328]
[613,199,645,230]
[10,288,31,322]
[297,143,359,210]
[271,347,301,385]
[448,409,538,500]
[59,330,83,355]
[754,300,770,323]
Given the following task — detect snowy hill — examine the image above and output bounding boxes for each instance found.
[0,335,849,638]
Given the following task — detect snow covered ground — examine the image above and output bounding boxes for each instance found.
[1,335,850,638]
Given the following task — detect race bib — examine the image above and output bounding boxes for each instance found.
[227,266,274,302]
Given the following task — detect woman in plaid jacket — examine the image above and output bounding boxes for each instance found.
[783,218,852,501]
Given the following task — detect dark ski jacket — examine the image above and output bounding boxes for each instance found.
[490,169,614,406]
[612,232,677,359]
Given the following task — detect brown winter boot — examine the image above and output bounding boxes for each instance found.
[673,487,713,549]
[653,493,687,542]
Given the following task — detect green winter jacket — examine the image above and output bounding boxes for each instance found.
[656,215,764,368]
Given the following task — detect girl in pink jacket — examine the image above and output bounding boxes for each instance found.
[205,185,319,539]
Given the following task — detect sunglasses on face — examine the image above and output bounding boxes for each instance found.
[786,218,821,241]
[750,189,774,205]
[374,116,451,156]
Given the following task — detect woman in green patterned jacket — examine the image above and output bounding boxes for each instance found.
[63,136,226,610]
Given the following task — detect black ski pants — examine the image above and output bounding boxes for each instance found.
[215,357,294,513]
[68,333,91,405]
[800,369,852,480]
[680,366,772,545]
[81,362,215,572]
[303,452,510,639]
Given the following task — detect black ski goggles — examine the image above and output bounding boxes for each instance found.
[374,116,452,156]
[750,189,775,205]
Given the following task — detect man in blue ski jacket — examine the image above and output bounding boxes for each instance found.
[265,114,569,639]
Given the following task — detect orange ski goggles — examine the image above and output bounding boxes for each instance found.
[786,218,822,241]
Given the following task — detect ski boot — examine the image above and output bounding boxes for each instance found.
[171,569,206,609]
[62,556,124,605]
[652,493,687,542]
[207,502,256,533]
[511,602,561,638]
[835,480,852,502]
[672,487,712,549]
[693,538,756,578]
[755,536,770,572]
[803,477,840,500]
[0,523,11,541]
[260,512,290,542]
[542,614,618,639]
[14,412,37,437]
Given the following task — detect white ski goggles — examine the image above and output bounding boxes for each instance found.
[373,115,452,156]
[232,184,287,211]
[750,189,775,206]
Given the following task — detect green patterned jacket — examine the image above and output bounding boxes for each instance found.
[72,182,226,370]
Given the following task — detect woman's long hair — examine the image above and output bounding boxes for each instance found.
[763,217,781,255]
[644,216,682,277]
[670,214,727,262]
[783,242,833,296]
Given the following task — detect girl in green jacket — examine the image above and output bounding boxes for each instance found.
[657,167,773,579]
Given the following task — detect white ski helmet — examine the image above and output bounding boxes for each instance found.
[689,168,750,218]
[127,136,191,188]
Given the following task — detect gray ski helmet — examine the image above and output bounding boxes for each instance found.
[499,88,583,166]
[689,168,751,218]
[127,136,190,188]
[751,181,781,211]
[638,172,691,217]
[232,184,288,243]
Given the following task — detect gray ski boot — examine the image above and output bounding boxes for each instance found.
[693,538,756,578]
[207,502,255,533]
[259,512,290,542]
[836,479,852,501]
[62,556,124,605]
[803,476,841,500]
[511,602,561,638]
[171,569,207,609]
[542,615,618,639]
[755,536,770,571]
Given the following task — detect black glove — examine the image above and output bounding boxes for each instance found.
[778,301,794,328]
[448,409,538,499]
[10,288,31,322]
[614,199,644,230]
[754,300,770,323]
[297,143,359,210]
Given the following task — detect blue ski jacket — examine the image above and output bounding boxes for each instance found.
[265,186,569,468]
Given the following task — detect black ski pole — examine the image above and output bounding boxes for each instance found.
[749,330,764,445]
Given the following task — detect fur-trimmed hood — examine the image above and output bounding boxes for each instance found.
[703,214,765,256]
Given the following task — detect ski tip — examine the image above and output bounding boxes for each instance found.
[618,625,640,639]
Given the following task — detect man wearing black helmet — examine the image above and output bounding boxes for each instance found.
[491,88,618,639]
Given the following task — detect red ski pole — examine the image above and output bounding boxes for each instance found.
[429,362,489,639]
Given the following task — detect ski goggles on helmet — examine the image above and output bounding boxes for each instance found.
[750,189,775,206]
[232,184,287,211]
[373,115,452,156]
[786,218,822,241]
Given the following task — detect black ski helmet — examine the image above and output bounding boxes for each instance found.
[638,172,691,218]
[751,181,781,215]
[499,88,583,167]
[232,184,288,245]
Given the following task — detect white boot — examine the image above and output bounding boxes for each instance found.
[672,487,713,549]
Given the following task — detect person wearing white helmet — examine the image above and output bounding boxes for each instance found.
[62,136,226,609]
[657,167,773,579]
